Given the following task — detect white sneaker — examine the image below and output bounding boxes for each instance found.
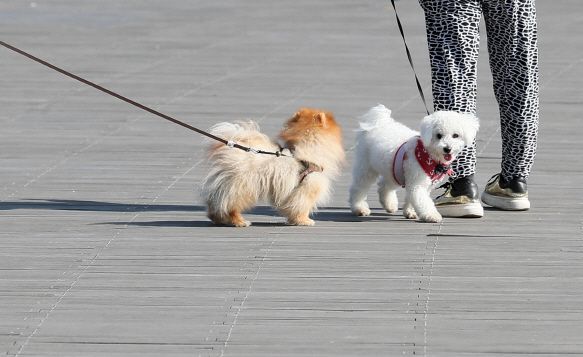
[481,174,530,211]
[434,177,484,218]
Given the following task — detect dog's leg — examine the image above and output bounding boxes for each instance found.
[287,212,315,226]
[407,186,442,223]
[378,177,399,214]
[228,210,251,227]
[206,200,231,226]
[282,186,319,226]
[283,204,316,226]
[207,191,254,227]
[349,165,378,217]
[402,192,417,219]
[207,210,226,225]
[207,208,251,227]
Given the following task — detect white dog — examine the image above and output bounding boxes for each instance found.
[349,105,479,223]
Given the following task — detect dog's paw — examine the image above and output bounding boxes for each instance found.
[351,203,371,216]
[233,220,252,227]
[382,202,398,214]
[420,212,442,223]
[403,207,417,220]
[289,218,315,226]
[380,192,398,214]
[354,207,371,216]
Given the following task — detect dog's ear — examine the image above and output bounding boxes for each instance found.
[420,114,436,147]
[290,111,301,122]
[459,114,480,145]
[313,112,328,128]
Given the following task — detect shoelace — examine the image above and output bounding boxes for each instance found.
[486,173,501,187]
[434,182,453,200]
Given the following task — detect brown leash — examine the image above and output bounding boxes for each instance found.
[0,40,290,157]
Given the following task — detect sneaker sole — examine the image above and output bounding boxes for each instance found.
[481,192,530,211]
[436,202,484,218]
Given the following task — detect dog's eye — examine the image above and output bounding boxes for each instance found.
[453,133,459,138]
[436,133,443,140]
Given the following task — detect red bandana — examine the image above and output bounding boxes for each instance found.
[414,138,453,183]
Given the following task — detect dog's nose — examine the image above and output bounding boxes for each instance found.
[443,147,451,154]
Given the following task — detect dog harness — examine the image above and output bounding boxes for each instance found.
[298,160,323,183]
[392,137,453,187]
[281,145,323,184]
[392,141,408,187]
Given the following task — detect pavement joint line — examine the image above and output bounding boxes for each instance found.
[409,226,440,357]
[219,237,277,357]
[422,225,441,357]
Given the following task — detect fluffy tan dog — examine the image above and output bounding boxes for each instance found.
[202,108,345,227]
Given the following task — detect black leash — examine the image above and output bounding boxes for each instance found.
[0,40,289,157]
[389,0,431,116]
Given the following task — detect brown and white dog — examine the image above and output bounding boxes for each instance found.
[202,108,345,227]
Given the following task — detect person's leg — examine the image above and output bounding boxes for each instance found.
[483,0,539,180]
[481,0,539,210]
[420,0,482,180]
[420,0,484,217]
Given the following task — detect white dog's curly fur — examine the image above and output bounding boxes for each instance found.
[349,104,479,222]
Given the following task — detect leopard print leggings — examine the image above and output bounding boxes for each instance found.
[419,0,539,181]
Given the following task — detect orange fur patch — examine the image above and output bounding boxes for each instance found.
[279,108,343,149]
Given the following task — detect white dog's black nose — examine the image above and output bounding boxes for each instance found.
[443,147,451,154]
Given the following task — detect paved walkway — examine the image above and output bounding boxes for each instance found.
[1,1,582,356]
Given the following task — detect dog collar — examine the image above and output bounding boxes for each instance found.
[414,138,453,183]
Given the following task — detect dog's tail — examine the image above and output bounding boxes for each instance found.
[208,120,260,142]
[206,120,273,152]
[357,104,395,132]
